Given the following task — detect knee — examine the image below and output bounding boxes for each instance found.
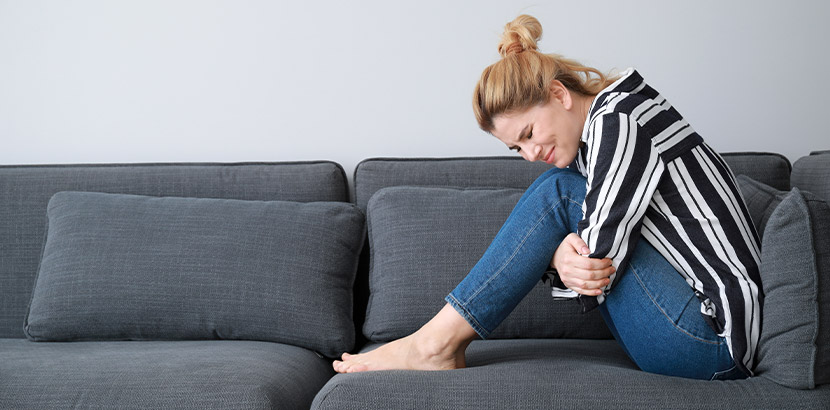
[527,168,586,202]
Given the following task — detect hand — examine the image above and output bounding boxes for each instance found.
[551,233,616,296]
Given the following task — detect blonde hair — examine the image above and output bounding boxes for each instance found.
[473,15,618,132]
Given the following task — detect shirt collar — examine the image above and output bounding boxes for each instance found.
[579,67,637,144]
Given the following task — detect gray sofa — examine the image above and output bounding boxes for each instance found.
[1,152,828,409]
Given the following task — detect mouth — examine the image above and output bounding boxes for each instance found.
[543,147,555,164]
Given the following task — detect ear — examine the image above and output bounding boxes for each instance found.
[548,80,573,110]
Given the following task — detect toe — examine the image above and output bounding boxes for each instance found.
[347,362,368,373]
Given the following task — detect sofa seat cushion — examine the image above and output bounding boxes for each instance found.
[0,338,333,409]
[312,339,830,409]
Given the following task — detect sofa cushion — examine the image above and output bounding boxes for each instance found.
[353,157,552,211]
[362,186,611,342]
[721,152,791,191]
[792,151,830,203]
[0,338,332,409]
[735,175,785,241]
[756,188,830,389]
[24,191,365,358]
[311,339,830,409]
[0,161,348,339]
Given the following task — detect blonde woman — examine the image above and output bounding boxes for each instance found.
[334,14,761,380]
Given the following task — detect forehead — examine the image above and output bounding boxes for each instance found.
[491,109,533,143]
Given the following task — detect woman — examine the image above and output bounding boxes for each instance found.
[334,14,762,380]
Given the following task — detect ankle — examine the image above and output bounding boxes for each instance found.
[415,304,477,354]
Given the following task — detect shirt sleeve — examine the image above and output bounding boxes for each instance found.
[575,112,666,312]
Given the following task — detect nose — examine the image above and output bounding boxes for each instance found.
[521,144,542,162]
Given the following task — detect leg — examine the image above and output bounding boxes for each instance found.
[445,167,587,338]
[334,168,587,373]
[598,240,746,380]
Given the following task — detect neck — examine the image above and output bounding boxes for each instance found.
[576,93,596,124]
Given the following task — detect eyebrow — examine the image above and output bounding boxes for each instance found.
[516,125,529,142]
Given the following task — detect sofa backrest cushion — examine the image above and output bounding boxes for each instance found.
[721,152,791,191]
[362,185,611,341]
[0,162,348,339]
[755,188,830,389]
[24,191,365,358]
[791,151,830,203]
[353,157,552,211]
[735,175,784,242]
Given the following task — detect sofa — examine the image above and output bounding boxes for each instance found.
[0,151,828,409]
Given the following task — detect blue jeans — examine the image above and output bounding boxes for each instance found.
[445,167,746,380]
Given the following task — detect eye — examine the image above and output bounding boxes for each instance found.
[510,146,521,153]
[526,131,533,140]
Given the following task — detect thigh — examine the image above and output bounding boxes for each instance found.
[599,239,739,380]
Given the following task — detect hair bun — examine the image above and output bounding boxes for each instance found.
[497,14,542,57]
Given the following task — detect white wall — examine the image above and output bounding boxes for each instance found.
[2,0,828,179]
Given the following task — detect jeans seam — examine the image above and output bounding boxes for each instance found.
[629,265,722,345]
[445,294,490,339]
[462,196,568,307]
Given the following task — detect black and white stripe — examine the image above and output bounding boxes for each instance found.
[554,68,763,375]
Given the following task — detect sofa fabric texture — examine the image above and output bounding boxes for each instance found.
[755,188,830,389]
[735,175,784,242]
[0,162,348,339]
[24,191,365,358]
[0,338,333,409]
[791,152,830,202]
[353,157,553,211]
[2,153,829,409]
[312,339,830,410]
[721,152,792,191]
[363,186,610,341]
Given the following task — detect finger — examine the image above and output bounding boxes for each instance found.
[575,278,612,290]
[568,256,615,271]
[588,265,617,280]
[565,233,590,255]
[569,286,604,296]
[561,275,611,290]
[572,265,616,280]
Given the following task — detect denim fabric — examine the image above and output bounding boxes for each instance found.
[363,186,611,342]
[597,241,739,380]
[446,167,743,380]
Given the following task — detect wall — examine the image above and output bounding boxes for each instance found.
[2,0,828,178]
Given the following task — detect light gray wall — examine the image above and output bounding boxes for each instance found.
[2,1,828,177]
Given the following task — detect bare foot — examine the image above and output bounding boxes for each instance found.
[332,304,477,373]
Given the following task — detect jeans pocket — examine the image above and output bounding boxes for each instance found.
[673,293,722,344]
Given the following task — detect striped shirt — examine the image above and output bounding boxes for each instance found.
[548,68,763,375]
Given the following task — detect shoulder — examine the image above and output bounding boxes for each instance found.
[591,93,658,123]
[588,68,675,127]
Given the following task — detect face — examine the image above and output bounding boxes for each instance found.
[491,83,589,168]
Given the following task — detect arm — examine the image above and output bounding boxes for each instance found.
[554,112,665,309]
